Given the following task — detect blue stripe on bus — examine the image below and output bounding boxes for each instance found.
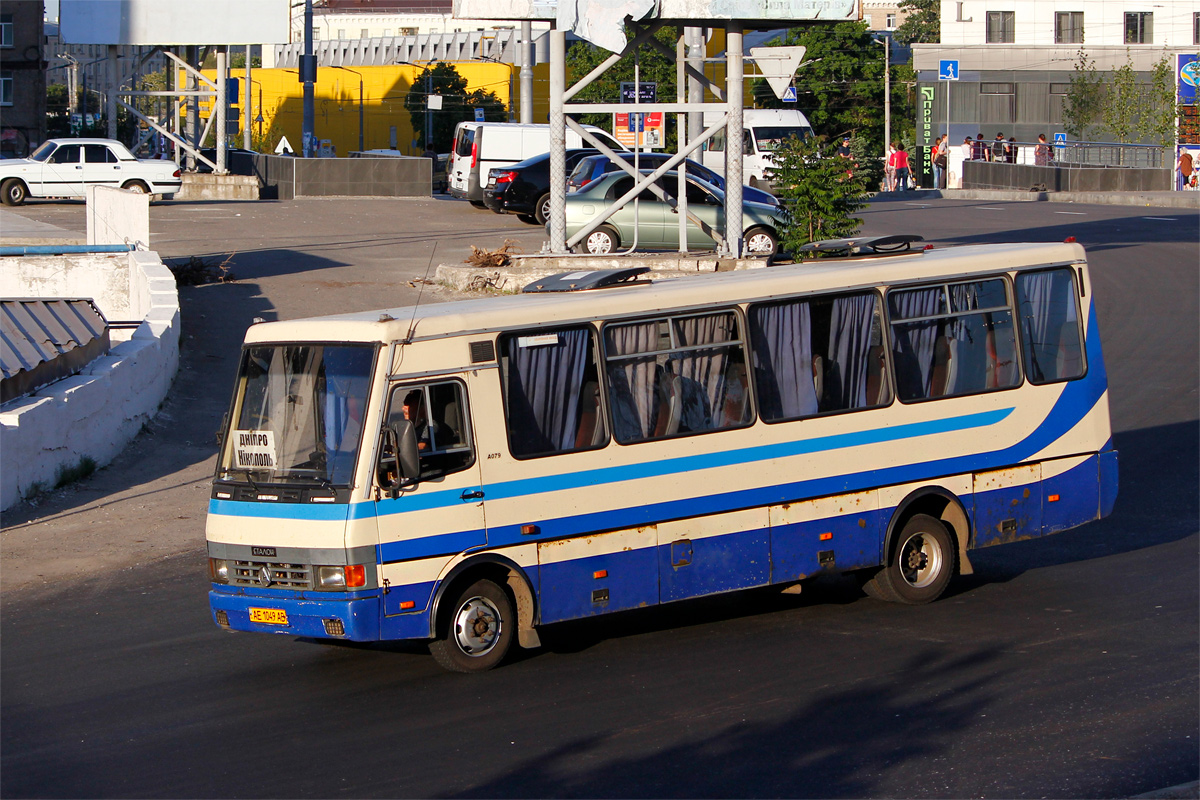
[376,529,485,564]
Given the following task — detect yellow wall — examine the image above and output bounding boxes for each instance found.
[200,62,519,156]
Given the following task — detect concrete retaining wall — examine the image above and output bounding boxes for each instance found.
[0,250,180,510]
[175,173,261,201]
[254,154,431,200]
[964,161,1171,192]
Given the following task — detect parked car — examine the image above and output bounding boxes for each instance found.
[0,138,182,206]
[483,149,600,224]
[448,122,627,205]
[561,170,782,255]
[567,153,779,207]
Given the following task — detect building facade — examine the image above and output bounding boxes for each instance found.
[1,0,45,156]
[911,0,1199,182]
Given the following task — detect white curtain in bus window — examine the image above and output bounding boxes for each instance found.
[322,347,374,484]
[501,328,600,458]
[889,279,1019,401]
[604,311,751,443]
[1016,269,1084,383]
[750,292,890,422]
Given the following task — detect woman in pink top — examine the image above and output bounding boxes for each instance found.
[889,144,910,191]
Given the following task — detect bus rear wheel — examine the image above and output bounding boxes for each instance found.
[862,514,955,605]
[429,578,514,673]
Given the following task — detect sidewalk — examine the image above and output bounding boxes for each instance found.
[0,208,85,245]
[877,188,1200,209]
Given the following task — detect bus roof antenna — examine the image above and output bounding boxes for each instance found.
[404,240,438,344]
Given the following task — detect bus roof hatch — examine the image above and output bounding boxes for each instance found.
[523,267,651,293]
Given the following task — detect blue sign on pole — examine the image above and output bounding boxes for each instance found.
[1054,132,1066,145]
[938,60,959,81]
[782,86,797,103]
[227,78,239,105]
[627,112,644,133]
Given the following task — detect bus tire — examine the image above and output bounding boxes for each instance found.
[2,179,27,206]
[429,578,514,673]
[862,514,955,605]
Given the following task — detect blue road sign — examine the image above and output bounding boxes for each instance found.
[1053,132,1066,144]
[939,60,960,81]
[627,112,644,133]
[474,107,485,122]
[782,86,797,103]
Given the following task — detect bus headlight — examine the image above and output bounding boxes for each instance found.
[316,565,366,590]
[209,558,229,584]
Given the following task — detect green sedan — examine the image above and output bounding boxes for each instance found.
[560,171,784,256]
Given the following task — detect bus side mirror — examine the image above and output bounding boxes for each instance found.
[379,419,421,496]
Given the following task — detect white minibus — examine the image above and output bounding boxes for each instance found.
[207,239,1118,672]
[701,108,814,189]
[448,122,627,205]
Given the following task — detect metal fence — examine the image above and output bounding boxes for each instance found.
[1054,141,1166,169]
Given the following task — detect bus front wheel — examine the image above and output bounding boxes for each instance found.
[862,514,955,605]
[430,578,514,673]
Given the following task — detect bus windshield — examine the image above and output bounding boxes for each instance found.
[218,344,375,487]
[752,126,813,152]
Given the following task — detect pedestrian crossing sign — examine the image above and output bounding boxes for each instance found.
[782,86,797,103]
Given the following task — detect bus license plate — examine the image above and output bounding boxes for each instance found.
[249,607,288,625]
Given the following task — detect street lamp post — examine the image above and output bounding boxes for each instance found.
[329,65,364,152]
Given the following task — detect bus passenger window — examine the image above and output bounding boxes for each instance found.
[749,291,892,422]
[385,380,474,480]
[1015,268,1085,383]
[604,310,752,444]
[499,327,608,459]
[888,278,1020,402]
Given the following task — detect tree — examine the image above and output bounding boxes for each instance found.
[1102,56,1140,143]
[404,61,507,151]
[565,25,680,148]
[1063,48,1102,141]
[768,134,868,252]
[893,0,939,45]
[753,22,912,155]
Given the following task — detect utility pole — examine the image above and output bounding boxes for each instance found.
[302,0,316,157]
[519,21,533,124]
[244,44,253,151]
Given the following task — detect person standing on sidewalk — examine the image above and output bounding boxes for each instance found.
[889,144,910,191]
[933,134,948,189]
[884,141,897,191]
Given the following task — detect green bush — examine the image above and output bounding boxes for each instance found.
[767,135,869,255]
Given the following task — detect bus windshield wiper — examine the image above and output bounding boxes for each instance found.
[223,468,259,492]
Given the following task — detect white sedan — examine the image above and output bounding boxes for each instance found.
[0,138,182,206]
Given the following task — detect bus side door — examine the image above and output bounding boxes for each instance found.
[375,377,486,620]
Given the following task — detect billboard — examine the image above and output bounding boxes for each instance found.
[453,0,859,51]
[60,0,291,46]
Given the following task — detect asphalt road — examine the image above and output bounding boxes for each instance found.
[2,195,1197,798]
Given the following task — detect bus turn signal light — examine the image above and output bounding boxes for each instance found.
[819,532,833,541]
[1048,494,1061,502]
[594,570,608,579]
[344,565,366,587]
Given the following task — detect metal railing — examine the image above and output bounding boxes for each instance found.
[966,140,1166,169]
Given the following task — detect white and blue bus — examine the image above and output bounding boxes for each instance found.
[207,240,1118,672]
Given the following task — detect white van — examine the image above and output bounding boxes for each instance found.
[448,122,627,205]
[700,109,814,189]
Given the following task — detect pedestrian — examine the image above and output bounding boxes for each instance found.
[889,143,910,191]
[933,134,948,189]
[992,132,1006,162]
[1034,133,1051,166]
[1006,137,1017,164]
[973,133,987,161]
[962,136,973,160]
[885,141,897,191]
[837,136,852,158]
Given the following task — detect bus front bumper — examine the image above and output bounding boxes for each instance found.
[209,587,381,641]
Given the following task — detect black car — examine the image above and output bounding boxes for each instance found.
[483,149,599,225]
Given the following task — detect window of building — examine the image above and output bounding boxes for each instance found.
[0,14,12,47]
[1124,12,1152,44]
[887,278,1020,402]
[603,311,752,444]
[986,11,1015,43]
[500,326,607,458]
[1193,11,1199,45]
[1054,11,1083,43]
[886,12,897,28]
[0,70,12,106]
[401,27,418,35]
[361,28,369,38]
[383,28,392,36]
[980,82,1016,124]
[749,292,891,423]
[337,28,346,39]
[1048,83,1070,125]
